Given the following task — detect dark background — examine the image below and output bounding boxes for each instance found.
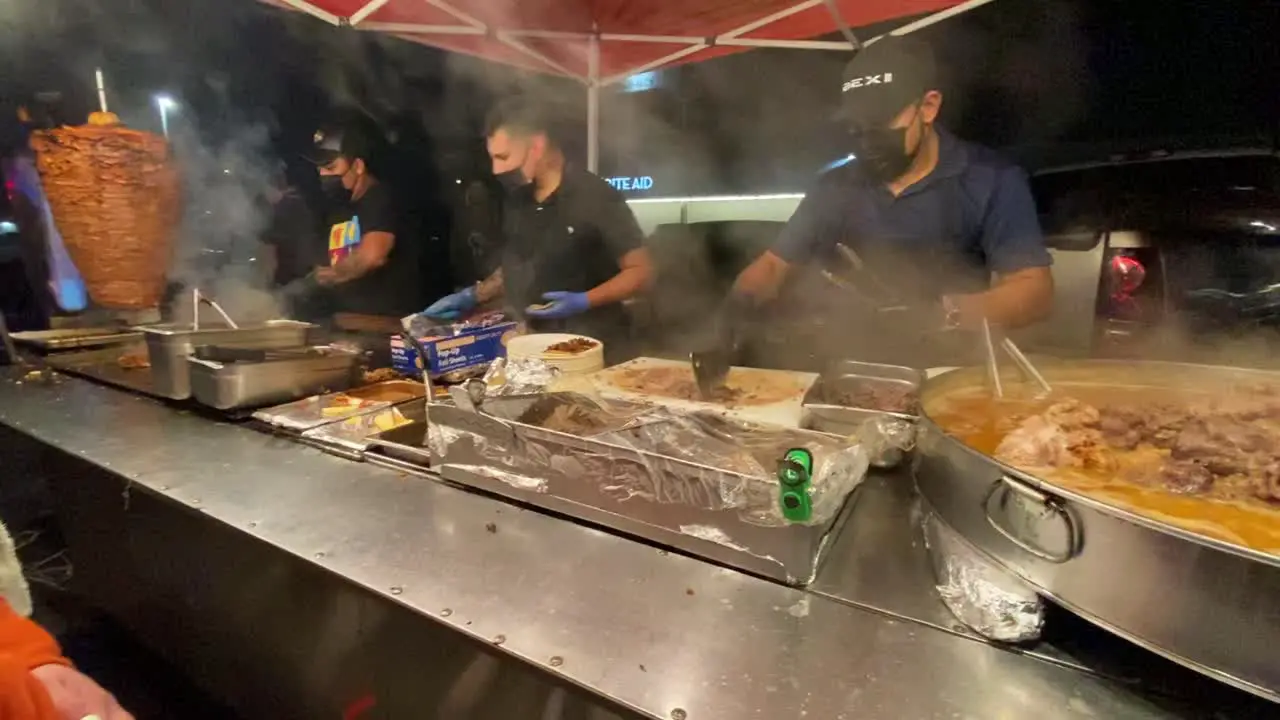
[2,0,1278,198]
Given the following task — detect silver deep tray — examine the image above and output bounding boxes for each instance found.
[367,397,864,586]
[803,360,923,469]
[139,320,316,400]
[187,348,360,411]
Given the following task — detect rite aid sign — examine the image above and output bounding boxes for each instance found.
[605,176,655,192]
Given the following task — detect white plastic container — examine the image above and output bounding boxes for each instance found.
[506,333,605,376]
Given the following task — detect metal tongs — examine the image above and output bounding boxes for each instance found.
[820,243,911,313]
[191,288,239,330]
[981,318,1051,398]
[692,295,752,399]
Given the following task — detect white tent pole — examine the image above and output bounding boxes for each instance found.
[358,22,485,35]
[587,31,601,173]
[348,0,389,26]
[278,0,342,25]
[600,43,708,86]
[720,0,824,39]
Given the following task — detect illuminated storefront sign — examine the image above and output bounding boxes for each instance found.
[606,176,655,192]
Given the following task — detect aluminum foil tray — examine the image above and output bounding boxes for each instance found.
[397,394,869,585]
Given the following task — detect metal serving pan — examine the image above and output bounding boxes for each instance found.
[803,360,922,468]
[253,380,425,432]
[914,359,1280,704]
[187,347,360,411]
[138,320,316,400]
[299,400,426,460]
[10,327,142,352]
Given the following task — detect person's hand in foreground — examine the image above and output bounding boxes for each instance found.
[31,664,134,720]
[0,598,134,720]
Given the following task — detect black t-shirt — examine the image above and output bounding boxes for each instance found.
[500,167,643,348]
[322,181,422,317]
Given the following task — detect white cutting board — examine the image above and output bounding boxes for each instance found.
[590,357,818,429]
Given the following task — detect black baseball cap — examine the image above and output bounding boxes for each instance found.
[835,37,938,129]
[303,117,384,166]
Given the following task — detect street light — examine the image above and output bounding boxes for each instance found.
[154,95,177,139]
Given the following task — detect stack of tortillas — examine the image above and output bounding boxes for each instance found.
[506,333,605,376]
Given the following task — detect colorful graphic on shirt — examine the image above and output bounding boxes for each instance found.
[328,215,362,265]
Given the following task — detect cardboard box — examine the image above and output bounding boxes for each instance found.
[391,314,520,379]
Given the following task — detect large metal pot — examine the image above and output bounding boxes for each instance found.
[914,359,1280,704]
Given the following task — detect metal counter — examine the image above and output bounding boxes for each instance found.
[0,370,1266,719]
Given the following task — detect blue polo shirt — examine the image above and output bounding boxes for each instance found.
[773,127,1051,301]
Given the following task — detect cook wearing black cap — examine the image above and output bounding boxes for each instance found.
[729,37,1053,358]
[299,119,421,318]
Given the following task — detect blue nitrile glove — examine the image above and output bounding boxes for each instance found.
[423,286,477,320]
[526,291,590,320]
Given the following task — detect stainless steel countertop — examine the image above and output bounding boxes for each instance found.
[0,371,1209,719]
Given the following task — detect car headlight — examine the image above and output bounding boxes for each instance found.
[0,221,17,235]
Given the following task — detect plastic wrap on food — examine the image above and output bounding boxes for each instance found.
[431,393,870,527]
[427,419,552,492]
[482,356,562,397]
[857,413,918,464]
[921,507,1044,643]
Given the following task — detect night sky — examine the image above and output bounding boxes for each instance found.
[1,0,1277,195]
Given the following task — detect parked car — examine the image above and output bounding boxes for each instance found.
[1022,148,1280,366]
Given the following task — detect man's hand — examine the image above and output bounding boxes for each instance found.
[314,266,339,287]
[732,250,791,303]
[944,267,1054,329]
[31,664,133,720]
[526,291,590,320]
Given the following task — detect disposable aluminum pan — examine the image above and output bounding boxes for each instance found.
[138,320,316,400]
[914,359,1280,704]
[420,396,868,585]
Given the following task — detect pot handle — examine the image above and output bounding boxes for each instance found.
[982,475,1079,563]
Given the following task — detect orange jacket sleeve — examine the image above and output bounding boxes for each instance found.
[0,598,68,720]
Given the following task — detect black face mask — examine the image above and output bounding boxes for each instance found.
[320,174,349,203]
[850,108,925,184]
[495,150,534,194]
[495,168,530,193]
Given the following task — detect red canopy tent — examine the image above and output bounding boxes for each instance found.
[260,0,992,169]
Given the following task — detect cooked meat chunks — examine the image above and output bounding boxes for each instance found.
[995,400,1114,471]
[1160,461,1215,495]
[1254,462,1280,504]
[1000,393,1280,496]
[995,415,1073,468]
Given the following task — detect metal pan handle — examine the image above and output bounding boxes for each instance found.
[982,475,1080,563]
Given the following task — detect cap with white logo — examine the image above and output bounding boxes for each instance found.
[835,37,937,130]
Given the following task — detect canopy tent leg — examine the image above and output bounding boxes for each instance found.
[587,32,601,173]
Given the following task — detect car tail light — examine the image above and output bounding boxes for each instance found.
[1108,254,1146,301]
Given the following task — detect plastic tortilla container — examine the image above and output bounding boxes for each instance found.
[506,333,605,376]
